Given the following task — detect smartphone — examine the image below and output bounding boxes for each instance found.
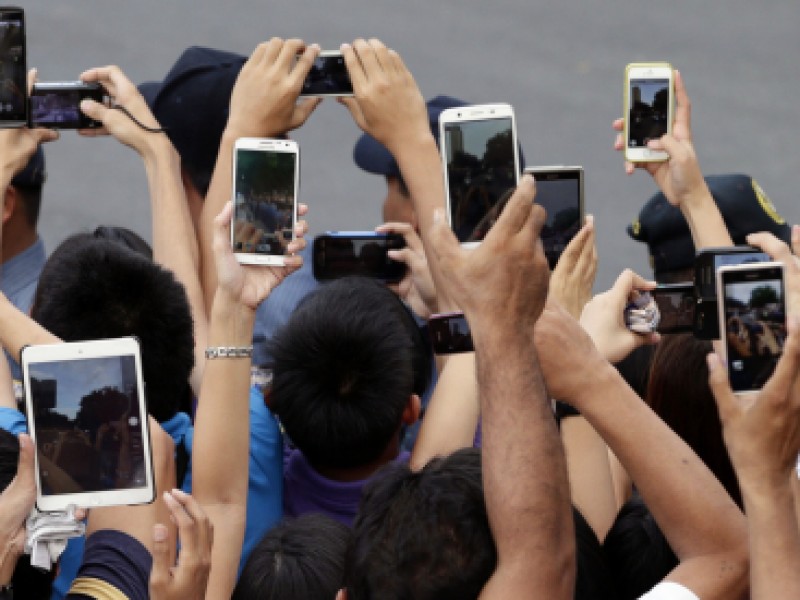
[694,246,771,299]
[312,231,406,283]
[300,51,353,97]
[0,7,27,128]
[652,283,695,334]
[439,103,520,247]
[523,166,584,269]
[29,82,105,129]
[623,62,674,162]
[429,311,474,354]
[231,137,299,266]
[717,262,786,394]
[21,337,155,512]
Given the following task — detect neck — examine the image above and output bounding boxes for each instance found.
[314,437,402,482]
[1,226,38,263]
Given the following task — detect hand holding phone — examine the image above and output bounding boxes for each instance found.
[623,63,674,163]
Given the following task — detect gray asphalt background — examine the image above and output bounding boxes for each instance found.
[23,1,800,289]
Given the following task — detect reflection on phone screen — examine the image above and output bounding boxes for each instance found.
[628,79,669,148]
[29,355,146,495]
[653,289,695,333]
[444,118,517,242]
[0,13,27,123]
[302,54,352,95]
[532,175,581,269]
[233,149,296,257]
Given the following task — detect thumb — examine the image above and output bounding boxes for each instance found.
[148,524,171,592]
[707,352,737,424]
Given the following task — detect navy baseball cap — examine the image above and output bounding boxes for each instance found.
[139,46,247,196]
[628,174,792,277]
[11,146,46,188]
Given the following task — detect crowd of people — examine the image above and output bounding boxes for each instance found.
[0,36,798,600]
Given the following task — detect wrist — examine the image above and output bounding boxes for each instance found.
[210,291,257,342]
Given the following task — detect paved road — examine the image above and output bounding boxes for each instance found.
[23,0,800,289]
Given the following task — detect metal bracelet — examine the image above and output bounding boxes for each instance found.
[205,346,253,359]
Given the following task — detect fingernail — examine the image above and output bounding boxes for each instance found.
[153,524,168,542]
[79,99,92,110]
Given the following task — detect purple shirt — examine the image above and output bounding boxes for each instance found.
[283,448,410,526]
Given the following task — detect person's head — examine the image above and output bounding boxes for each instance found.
[139,46,246,221]
[352,95,468,227]
[343,448,496,600]
[3,147,45,254]
[603,494,678,600]
[646,333,741,506]
[270,277,430,471]
[30,233,194,423]
[233,514,350,600]
[628,174,792,282]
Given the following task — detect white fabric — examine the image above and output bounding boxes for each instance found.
[639,581,700,600]
[24,505,85,570]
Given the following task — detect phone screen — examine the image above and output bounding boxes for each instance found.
[30,85,104,129]
[652,285,695,333]
[444,117,517,242]
[313,234,406,282]
[233,148,296,258]
[0,9,26,125]
[722,266,786,392]
[301,53,352,96]
[627,78,670,149]
[28,355,147,495]
[529,170,582,269]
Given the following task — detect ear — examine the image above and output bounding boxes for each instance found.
[3,186,17,224]
[335,589,348,600]
[402,393,421,425]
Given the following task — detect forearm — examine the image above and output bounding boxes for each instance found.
[409,353,479,471]
[679,186,733,250]
[142,139,208,394]
[477,330,574,597]
[0,293,60,360]
[743,482,800,599]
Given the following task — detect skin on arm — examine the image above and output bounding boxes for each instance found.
[0,433,36,585]
[536,300,749,600]
[429,176,575,599]
[78,65,208,396]
[198,38,321,310]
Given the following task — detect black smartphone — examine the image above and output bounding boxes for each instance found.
[300,51,352,97]
[0,7,27,128]
[523,166,584,269]
[312,232,406,283]
[29,82,105,129]
[428,311,474,354]
[717,262,786,394]
[651,283,694,334]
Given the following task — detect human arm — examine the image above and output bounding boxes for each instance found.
[78,65,208,395]
[0,433,35,586]
[0,292,60,370]
[549,215,598,319]
[535,305,749,599]
[198,38,321,310]
[429,176,574,599]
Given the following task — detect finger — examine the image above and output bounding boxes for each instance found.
[337,96,365,129]
[277,38,305,73]
[259,38,284,67]
[149,524,171,592]
[294,219,309,237]
[760,317,800,400]
[556,217,592,267]
[341,43,367,92]
[376,221,423,253]
[367,38,392,72]
[31,127,59,144]
[613,133,624,151]
[387,247,417,267]
[213,202,234,256]
[612,118,624,132]
[352,38,381,81]
[290,43,319,85]
[487,174,536,240]
[163,490,200,556]
[386,48,405,75]
[290,96,323,129]
[747,232,794,264]
[673,70,692,138]
[170,489,212,560]
[8,433,36,497]
[297,203,309,217]
[79,98,108,124]
[27,68,37,96]
[793,225,800,257]
[707,351,739,423]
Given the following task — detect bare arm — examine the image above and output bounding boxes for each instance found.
[0,292,60,361]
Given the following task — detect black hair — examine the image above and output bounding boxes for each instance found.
[92,226,153,260]
[573,507,617,600]
[0,428,19,492]
[270,277,430,470]
[30,233,194,423]
[603,494,678,600]
[12,184,43,228]
[344,448,496,600]
[233,514,350,600]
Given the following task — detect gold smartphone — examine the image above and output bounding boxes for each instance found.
[623,62,674,162]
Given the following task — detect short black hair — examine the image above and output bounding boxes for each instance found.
[344,448,496,600]
[0,429,19,492]
[603,495,678,600]
[233,514,350,600]
[270,277,430,470]
[30,233,194,423]
[12,184,43,228]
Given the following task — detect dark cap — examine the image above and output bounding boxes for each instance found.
[628,174,792,277]
[353,95,468,177]
[139,46,247,196]
[11,146,46,188]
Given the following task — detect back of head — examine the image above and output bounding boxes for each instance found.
[628,174,791,280]
[270,277,430,470]
[30,233,194,423]
[603,495,678,600]
[345,448,496,600]
[233,514,350,600]
[9,146,46,229]
[646,333,741,506]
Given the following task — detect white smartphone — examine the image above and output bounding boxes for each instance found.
[523,166,584,269]
[21,337,155,512]
[439,103,520,247]
[300,51,353,97]
[624,62,674,162]
[231,137,299,266]
[716,262,786,395]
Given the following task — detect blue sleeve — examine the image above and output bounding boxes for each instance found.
[0,406,27,435]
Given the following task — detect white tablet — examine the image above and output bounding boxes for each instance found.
[21,337,155,512]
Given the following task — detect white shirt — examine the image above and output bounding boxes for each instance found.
[639,581,700,600]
